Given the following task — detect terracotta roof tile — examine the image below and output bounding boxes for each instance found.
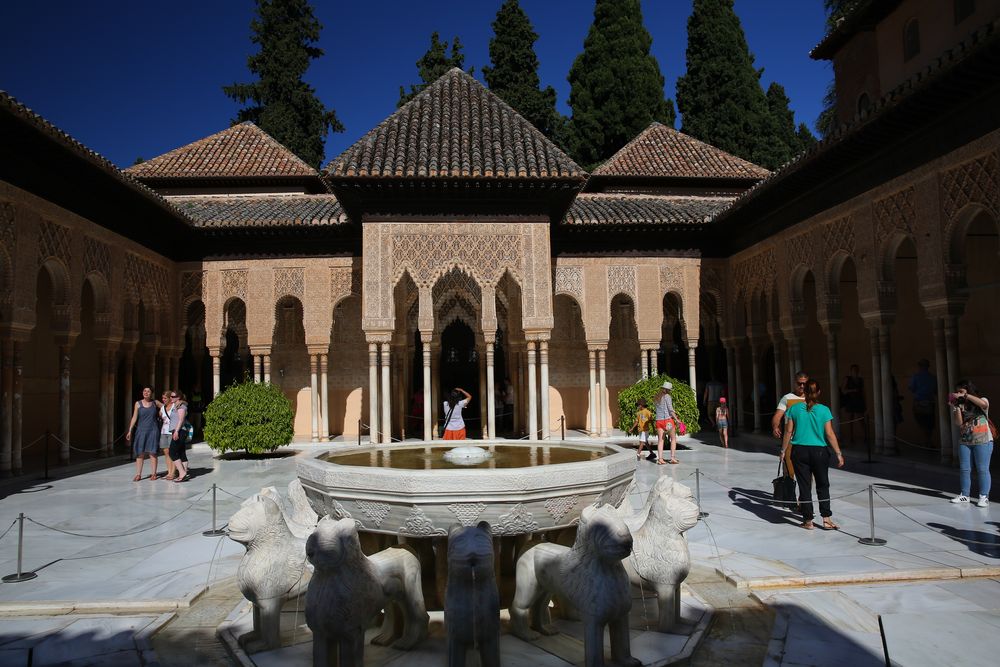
[126,122,318,179]
[170,194,346,228]
[563,193,733,226]
[325,68,584,180]
[592,123,770,180]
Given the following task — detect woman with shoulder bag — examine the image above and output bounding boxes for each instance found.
[442,387,472,440]
[168,390,190,482]
[949,379,993,508]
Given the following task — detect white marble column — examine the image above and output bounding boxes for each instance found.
[750,345,762,433]
[527,341,538,441]
[734,346,746,433]
[788,339,802,387]
[687,344,697,396]
[539,340,550,440]
[641,348,650,379]
[12,341,23,474]
[58,345,71,463]
[772,339,783,399]
[826,329,841,433]
[252,355,260,382]
[211,352,221,398]
[932,319,952,463]
[263,354,271,384]
[97,350,108,457]
[310,354,319,442]
[588,348,597,437]
[879,325,896,455]
[380,342,391,444]
[171,355,180,392]
[320,353,329,441]
[122,350,135,432]
[105,349,116,452]
[422,336,432,441]
[368,342,379,444]
[486,341,496,440]
[1,338,12,476]
[431,342,440,437]
[868,327,884,454]
[944,316,961,462]
[725,346,737,431]
[598,348,609,437]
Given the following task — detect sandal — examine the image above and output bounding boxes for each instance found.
[822,519,840,530]
[132,474,141,482]
[801,520,815,530]
[148,474,158,481]
[669,459,679,464]
[656,459,667,465]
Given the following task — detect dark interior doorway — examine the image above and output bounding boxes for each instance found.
[439,321,481,437]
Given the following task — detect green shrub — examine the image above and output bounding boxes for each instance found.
[204,381,295,454]
[616,373,701,436]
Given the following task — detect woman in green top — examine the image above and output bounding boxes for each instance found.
[780,380,845,530]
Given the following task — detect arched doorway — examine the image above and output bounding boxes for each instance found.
[439,320,481,437]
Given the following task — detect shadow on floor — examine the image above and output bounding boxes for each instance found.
[925,522,1000,559]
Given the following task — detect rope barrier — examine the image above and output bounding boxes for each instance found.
[59,528,208,561]
[216,486,249,501]
[25,488,213,538]
[0,519,17,544]
[18,434,48,451]
[872,489,1000,547]
[698,471,870,506]
[892,435,944,452]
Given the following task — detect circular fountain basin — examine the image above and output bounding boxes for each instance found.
[296,441,634,537]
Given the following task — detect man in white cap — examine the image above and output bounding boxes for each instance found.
[655,381,680,464]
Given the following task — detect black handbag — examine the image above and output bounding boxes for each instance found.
[772,459,796,506]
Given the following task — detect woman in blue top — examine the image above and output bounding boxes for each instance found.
[780,380,845,530]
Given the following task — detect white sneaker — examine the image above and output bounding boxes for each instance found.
[976,496,989,508]
[950,495,970,504]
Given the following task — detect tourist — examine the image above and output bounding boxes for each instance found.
[443,387,472,440]
[772,371,809,481]
[703,378,725,427]
[716,397,730,449]
[780,380,845,530]
[126,386,160,481]
[908,359,937,446]
[632,398,655,461]
[655,381,679,465]
[159,391,176,480]
[949,379,992,507]
[840,364,866,444]
[168,390,190,482]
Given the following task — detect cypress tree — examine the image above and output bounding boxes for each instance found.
[481,0,562,138]
[565,0,675,167]
[398,33,470,107]
[224,0,343,169]
[765,82,816,159]
[676,0,783,168]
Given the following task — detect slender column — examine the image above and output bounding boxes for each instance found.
[58,345,71,463]
[368,342,379,443]
[431,343,440,437]
[148,352,157,394]
[788,339,802,385]
[598,349,609,437]
[97,350,108,457]
[772,340,783,400]
[422,337,432,441]
[527,342,538,440]
[252,355,260,383]
[641,348,650,379]
[750,346,762,433]
[380,342,391,444]
[932,319,952,463]
[12,341,23,474]
[320,353,329,441]
[826,330,840,433]
[539,340,550,440]
[879,325,896,455]
[1,338,12,476]
[310,354,319,442]
[122,350,134,432]
[105,349,116,452]
[486,342,496,440]
[687,344,697,396]
[943,317,961,462]
[588,349,597,436]
[171,355,180,391]
[478,345,488,436]
[869,327,884,454]
[512,346,522,437]
[263,354,271,384]
[734,346,746,432]
[211,352,221,398]
[725,346,737,432]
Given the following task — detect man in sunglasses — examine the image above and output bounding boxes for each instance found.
[772,371,809,480]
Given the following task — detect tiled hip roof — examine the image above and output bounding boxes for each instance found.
[170,194,346,228]
[563,193,733,226]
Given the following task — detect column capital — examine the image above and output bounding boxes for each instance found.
[364,331,393,345]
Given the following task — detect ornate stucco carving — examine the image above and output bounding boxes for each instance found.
[554,265,584,305]
[221,268,248,302]
[273,266,304,298]
[448,502,487,526]
[83,237,110,280]
[180,270,205,304]
[823,215,855,255]
[608,265,637,303]
[941,151,999,227]
[873,187,916,248]
[38,219,71,266]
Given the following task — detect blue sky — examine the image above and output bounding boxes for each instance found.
[0,1,831,168]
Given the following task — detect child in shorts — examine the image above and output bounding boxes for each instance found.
[716,397,730,448]
[633,399,655,461]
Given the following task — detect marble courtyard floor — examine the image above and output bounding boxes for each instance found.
[0,432,996,666]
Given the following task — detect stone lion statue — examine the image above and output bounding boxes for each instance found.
[445,521,500,667]
[619,477,700,632]
[305,516,428,666]
[228,482,316,650]
[510,504,641,667]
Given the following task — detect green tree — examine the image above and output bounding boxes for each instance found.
[565,0,675,167]
[676,0,785,168]
[481,0,562,138]
[224,0,343,169]
[765,82,816,159]
[398,32,470,107]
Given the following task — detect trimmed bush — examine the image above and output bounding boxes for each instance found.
[204,381,295,454]
[616,373,701,436]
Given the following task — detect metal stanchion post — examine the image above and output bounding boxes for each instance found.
[358,420,362,447]
[3,514,38,582]
[694,468,709,518]
[560,415,565,441]
[202,484,227,537]
[858,484,886,546]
